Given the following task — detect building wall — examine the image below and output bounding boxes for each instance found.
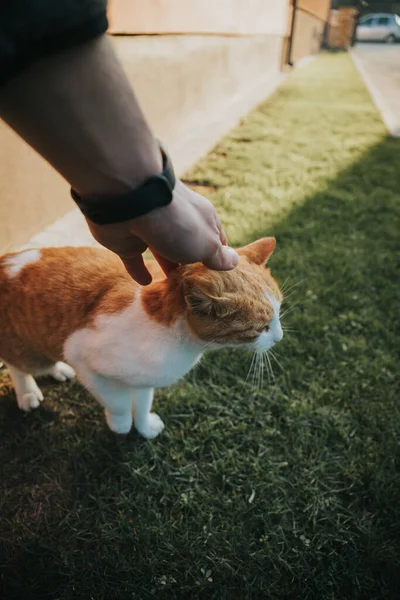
[116,35,283,154]
[291,9,326,64]
[287,0,330,65]
[0,123,70,253]
[108,0,288,35]
[298,0,330,22]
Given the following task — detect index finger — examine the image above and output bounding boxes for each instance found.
[151,250,179,277]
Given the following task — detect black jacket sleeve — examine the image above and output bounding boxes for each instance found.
[0,1,108,87]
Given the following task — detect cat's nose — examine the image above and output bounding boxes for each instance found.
[273,324,283,343]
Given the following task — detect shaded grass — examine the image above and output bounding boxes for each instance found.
[1,54,400,599]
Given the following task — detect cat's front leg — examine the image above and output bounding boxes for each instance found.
[132,388,164,440]
[75,369,133,434]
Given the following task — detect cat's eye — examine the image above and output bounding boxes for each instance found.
[264,325,270,332]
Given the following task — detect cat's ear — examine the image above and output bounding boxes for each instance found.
[183,281,235,318]
[238,237,276,265]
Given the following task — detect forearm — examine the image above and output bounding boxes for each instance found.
[0,35,162,198]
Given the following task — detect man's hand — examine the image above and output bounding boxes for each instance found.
[87,180,239,285]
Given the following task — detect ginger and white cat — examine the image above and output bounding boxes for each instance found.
[0,238,283,439]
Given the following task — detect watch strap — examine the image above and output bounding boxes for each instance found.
[71,141,175,225]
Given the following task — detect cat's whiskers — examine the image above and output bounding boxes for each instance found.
[270,348,283,358]
[282,289,301,303]
[282,278,306,299]
[280,302,299,320]
[255,353,262,390]
[279,272,294,295]
[261,352,268,383]
[243,351,257,392]
[269,348,285,373]
[265,351,275,381]
[263,352,269,388]
[252,353,259,389]
[259,353,264,390]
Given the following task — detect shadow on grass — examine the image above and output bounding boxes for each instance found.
[0,137,399,600]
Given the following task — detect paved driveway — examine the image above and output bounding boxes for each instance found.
[351,43,400,136]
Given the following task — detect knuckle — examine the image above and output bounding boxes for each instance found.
[206,236,221,257]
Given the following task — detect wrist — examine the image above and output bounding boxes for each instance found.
[72,140,175,224]
[73,134,163,199]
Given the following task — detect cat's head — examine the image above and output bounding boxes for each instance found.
[182,238,283,352]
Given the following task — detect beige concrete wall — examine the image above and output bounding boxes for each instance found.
[0,123,70,252]
[114,35,282,152]
[108,0,289,35]
[291,9,326,64]
[282,0,329,67]
[0,33,283,253]
[298,0,330,22]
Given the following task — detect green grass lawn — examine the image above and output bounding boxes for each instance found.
[1,53,400,600]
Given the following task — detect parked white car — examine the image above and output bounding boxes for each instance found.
[356,13,400,43]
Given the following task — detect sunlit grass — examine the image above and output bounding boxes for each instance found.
[184,52,386,246]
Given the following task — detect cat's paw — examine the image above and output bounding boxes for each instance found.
[17,388,44,412]
[135,413,165,440]
[50,362,76,382]
[106,410,133,435]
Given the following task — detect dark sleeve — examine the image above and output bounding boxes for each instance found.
[0,1,108,87]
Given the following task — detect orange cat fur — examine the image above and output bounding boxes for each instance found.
[0,238,283,438]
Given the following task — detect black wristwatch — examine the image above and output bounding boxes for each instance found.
[71,141,176,225]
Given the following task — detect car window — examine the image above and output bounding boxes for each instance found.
[360,17,374,26]
[377,17,390,25]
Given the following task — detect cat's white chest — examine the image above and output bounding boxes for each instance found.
[64,296,204,388]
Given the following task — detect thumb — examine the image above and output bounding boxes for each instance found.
[202,244,239,271]
[121,255,153,285]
